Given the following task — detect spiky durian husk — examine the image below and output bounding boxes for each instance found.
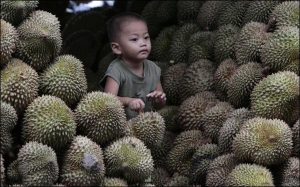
[292,120,299,156]
[104,177,128,187]
[153,61,170,84]
[17,141,59,186]
[201,102,234,143]
[227,62,266,108]
[0,154,5,186]
[0,102,17,132]
[60,136,105,186]
[7,160,22,185]
[169,23,199,63]
[213,59,237,101]
[156,1,177,25]
[188,44,210,65]
[16,10,62,72]
[104,136,154,184]
[151,167,170,186]
[0,19,19,67]
[218,108,253,154]
[0,129,13,155]
[189,143,220,185]
[232,117,293,166]
[157,106,180,132]
[225,163,274,186]
[127,112,165,148]
[0,58,39,115]
[243,1,279,25]
[270,1,299,30]
[213,24,240,63]
[179,59,215,102]
[151,25,179,62]
[0,1,39,26]
[188,31,215,60]
[250,71,299,125]
[75,91,126,145]
[177,91,219,131]
[282,58,299,75]
[176,1,203,25]
[206,153,241,187]
[163,63,187,106]
[22,95,76,150]
[39,55,87,107]
[280,157,299,186]
[235,22,271,65]
[261,26,299,72]
[165,175,189,186]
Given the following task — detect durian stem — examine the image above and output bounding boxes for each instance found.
[261,66,271,76]
[264,17,276,32]
[169,60,175,66]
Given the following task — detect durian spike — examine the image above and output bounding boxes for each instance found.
[264,16,276,32]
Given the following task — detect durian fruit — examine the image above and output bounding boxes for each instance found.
[189,143,220,185]
[206,153,241,187]
[165,174,189,187]
[17,141,59,186]
[97,53,119,82]
[179,59,216,102]
[157,106,180,132]
[282,58,299,75]
[0,1,39,26]
[0,102,18,154]
[104,136,154,184]
[22,95,76,150]
[260,26,299,72]
[163,63,187,106]
[75,91,126,146]
[39,55,87,107]
[196,1,227,31]
[169,23,199,63]
[213,24,240,63]
[225,163,274,186]
[292,120,299,156]
[270,1,299,30]
[227,62,268,108]
[6,160,22,185]
[213,59,238,101]
[0,19,19,67]
[232,117,293,166]
[151,25,179,62]
[235,21,273,65]
[201,102,234,143]
[0,58,39,114]
[127,112,165,148]
[60,136,105,186]
[151,167,170,186]
[242,1,280,25]
[250,71,299,125]
[153,61,170,84]
[104,177,128,187]
[155,1,177,26]
[16,10,62,72]
[218,108,253,154]
[0,154,5,186]
[280,157,299,187]
[177,91,219,131]
[176,1,203,25]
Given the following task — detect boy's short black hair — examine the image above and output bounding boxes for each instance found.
[107,12,147,43]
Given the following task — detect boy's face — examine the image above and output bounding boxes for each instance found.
[112,20,151,63]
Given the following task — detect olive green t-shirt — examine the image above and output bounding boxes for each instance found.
[100,57,161,119]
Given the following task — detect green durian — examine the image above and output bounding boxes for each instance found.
[104,177,128,187]
[0,58,39,114]
[165,175,189,186]
[60,136,105,186]
[157,106,180,132]
[75,91,127,146]
[0,154,5,186]
[153,61,170,84]
[188,38,211,64]
[22,95,76,150]
[292,120,299,156]
[271,1,299,30]
[188,31,215,59]
[156,1,177,25]
[6,160,22,184]
[232,117,293,166]
[39,55,87,107]
[280,157,299,187]
[282,58,299,75]
[176,1,203,25]
[151,167,170,186]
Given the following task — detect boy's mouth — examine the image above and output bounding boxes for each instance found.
[140,49,148,53]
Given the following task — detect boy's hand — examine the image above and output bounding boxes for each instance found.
[128,98,145,113]
[146,91,166,104]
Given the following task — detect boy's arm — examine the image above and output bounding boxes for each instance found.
[146,80,166,110]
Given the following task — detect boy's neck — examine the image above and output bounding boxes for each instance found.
[121,58,144,77]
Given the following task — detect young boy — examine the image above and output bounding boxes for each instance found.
[100,12,166,120]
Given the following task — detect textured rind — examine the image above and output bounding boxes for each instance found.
[165,175,189,186]
[227,62,265,108]
[1,19,19,67]
[151,167,169,186]
[157,106,180,132]
[16,10,62,72]
[75,91,126,145]
[218,108,253,154]
[282,58,299,75]
[104,136,154,184]
[0,58,39,114]
[232,117,293,166]
[235,22,271,65]
[0,154,5,186]
[156,1,177,25]
[163,63,187,106]
[243,1,279,24]
[292,120,299,156]
[189,143,220,185]
[176,1,202,25]
[206,153,241,187]
[177,91,219,131]
[7,160,22,184]
[281,157,299,187]
[271,1,299,29]
[128,112,165,148]
[261,26,299,72]
[17,141,59,186]
[225,163,274,186]
[0,1,39,26]
[201,102,234,143]
[189,31,215,58]
[22,95,76,150]
[39,55,87,107]
[104,177,128,187]
[250,71,299,125]
[0,129,13,155]
[60,136,105,186]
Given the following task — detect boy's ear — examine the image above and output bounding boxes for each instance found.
[110,42,121,55]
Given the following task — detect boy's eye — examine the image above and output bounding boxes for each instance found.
[145,36,150,40]
[130,38,138,41]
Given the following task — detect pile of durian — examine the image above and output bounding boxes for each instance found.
[0,0,299,186]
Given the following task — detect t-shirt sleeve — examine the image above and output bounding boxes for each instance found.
[99,64,122,89]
